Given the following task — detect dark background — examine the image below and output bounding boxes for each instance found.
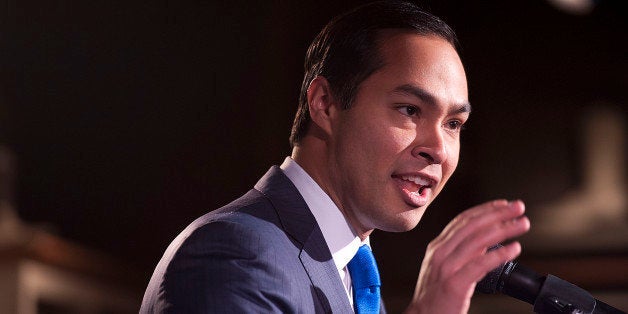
[3,0,627,309]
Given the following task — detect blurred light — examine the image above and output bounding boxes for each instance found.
[547,0,596,15]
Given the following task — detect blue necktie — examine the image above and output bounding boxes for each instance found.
[348,244,381,314]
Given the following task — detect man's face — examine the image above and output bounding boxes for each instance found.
[326,32,469,237]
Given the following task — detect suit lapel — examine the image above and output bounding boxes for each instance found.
[255,166,353,313]
[299,225,355,313]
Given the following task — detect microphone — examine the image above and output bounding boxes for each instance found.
[476,259,626,314]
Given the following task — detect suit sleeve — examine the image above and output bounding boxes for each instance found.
[153,220,299,313]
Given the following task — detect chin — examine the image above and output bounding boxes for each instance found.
[379,210,425,232]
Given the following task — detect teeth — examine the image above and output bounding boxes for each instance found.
[401,175,430,186]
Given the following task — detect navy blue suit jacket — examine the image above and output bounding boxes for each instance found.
[141,166,385,313]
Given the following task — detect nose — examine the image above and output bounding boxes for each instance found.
[411,127,448,165]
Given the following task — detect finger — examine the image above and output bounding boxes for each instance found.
[439,199,508,236]
[445,214,529,272]
[438,200,523,246]
[429,200,525,260]
[453,241,523,287]
[428,200,507,253]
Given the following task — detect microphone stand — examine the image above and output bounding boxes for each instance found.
[478,261,626,314]
[532,273,623,314]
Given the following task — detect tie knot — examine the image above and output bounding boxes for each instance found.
[348,244,381,289]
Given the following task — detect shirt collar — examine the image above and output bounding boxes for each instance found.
[280,157,366,271]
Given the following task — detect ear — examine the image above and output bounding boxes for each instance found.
[307,76,338,136]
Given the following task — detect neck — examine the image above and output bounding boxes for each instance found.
[291,137,373,241]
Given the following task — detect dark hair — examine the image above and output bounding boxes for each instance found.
[289,1,458,147]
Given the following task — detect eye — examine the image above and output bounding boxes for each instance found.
[445,120,465,131]
[397,105,419,117]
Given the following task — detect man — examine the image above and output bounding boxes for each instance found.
[141,1,530,313]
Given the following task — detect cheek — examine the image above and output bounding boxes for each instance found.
[342,116,400,147]
[359,127,412,166]
[336,112,416,171]
[390,129,416,150]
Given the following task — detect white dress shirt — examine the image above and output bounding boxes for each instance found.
[280,157,369,306]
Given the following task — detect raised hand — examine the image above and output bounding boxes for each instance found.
[405,199,530,314]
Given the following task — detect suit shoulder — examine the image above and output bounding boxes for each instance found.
[192,188,281,234]
[142,189,310,313]
[162,188,292,265]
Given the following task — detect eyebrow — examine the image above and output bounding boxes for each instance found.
[392,84,472,115]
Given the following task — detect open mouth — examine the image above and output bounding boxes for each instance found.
[392,174,433,196]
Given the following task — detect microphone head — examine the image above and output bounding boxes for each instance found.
[476,261,510,294]
[475,244,513,294]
